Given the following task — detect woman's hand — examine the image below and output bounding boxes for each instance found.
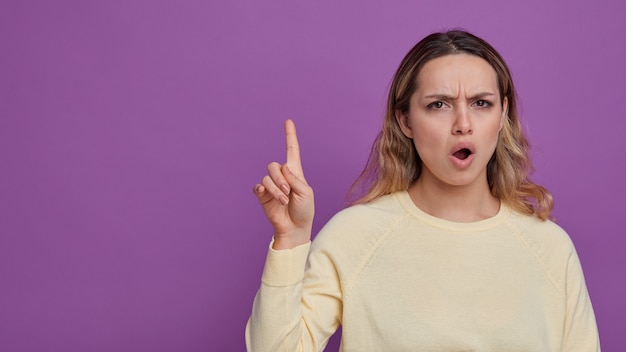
[253,119,314,250]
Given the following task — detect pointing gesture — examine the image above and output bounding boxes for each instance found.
[285,119,304,177]
[253,120,314,250]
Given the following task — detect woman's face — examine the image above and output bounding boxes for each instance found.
[397,54,507,190]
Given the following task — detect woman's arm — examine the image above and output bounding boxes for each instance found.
[246,120,341,351]
[562,246,601,351]
[245,240,342,352]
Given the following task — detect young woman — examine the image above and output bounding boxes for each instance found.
[246,30,600,351]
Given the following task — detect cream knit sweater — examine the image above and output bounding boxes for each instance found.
[246,191,600,351]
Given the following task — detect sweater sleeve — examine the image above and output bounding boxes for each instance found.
[561,246,601,351]
[245,239,342,352]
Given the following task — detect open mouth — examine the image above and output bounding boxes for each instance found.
[453,148,472,160]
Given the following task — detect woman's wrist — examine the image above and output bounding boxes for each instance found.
[272,231,310,250]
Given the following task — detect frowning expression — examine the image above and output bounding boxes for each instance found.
[397,54,508,189]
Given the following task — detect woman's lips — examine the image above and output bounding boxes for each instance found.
[449,142,475,169]
[453,148,471,160]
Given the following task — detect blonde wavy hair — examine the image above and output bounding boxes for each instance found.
[349,30,553,220]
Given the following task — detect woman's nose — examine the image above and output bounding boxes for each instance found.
[452,108,472,135]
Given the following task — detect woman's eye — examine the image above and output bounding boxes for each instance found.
[474,100,492,107]
[427,101,445,109]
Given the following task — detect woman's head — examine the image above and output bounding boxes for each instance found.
[351,29,553,219]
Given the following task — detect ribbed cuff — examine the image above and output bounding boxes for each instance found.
[261,240,311,287]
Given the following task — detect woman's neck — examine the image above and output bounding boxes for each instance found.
[407,176,501,223]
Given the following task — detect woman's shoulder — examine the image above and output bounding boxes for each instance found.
[311,192,408,248]
[328,192,407,228]
[503,209,590,296]
[308,192,411,280]
[504,208,577,258]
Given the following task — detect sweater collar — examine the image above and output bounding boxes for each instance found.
[395,190,510,232]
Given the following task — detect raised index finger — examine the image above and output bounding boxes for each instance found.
[285,119,303,174]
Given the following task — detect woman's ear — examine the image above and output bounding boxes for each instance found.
[500,97,509,131]
[395,110,413,138]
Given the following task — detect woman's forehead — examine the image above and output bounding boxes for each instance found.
[415,54,499,96]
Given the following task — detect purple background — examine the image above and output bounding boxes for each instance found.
[1,1,624,351]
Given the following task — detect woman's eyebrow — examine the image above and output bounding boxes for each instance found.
[423,93,455,100]
[423,92,496,100]
[469,92,497,99]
